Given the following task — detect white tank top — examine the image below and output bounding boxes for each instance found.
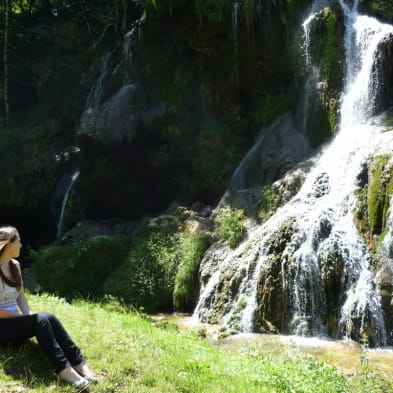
[0,281,19,313]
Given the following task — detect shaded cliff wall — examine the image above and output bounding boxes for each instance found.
[2,0,393,244]
[78,0,312,221]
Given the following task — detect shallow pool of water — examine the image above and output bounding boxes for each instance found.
[151,313,393,378]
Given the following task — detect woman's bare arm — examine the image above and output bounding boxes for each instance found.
[16,290,31,315]
[14,259,32,315]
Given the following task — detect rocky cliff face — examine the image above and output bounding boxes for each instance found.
[1,0,312,239]
[1,1,393,273]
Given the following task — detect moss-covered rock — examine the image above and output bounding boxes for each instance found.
[254,217,297,332]
[355,155,393,248]
[296,4,344,145]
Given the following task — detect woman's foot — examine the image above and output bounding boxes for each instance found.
[58,366,89,388]
[73,362,98,382]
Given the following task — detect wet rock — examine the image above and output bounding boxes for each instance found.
[219,113,313,216]
[372,34,393,114]
[311,172,330,198]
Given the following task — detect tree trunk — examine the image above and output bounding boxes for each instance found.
[3,0,10,124]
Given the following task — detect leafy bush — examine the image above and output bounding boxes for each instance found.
[29,234,132,298]
[103,229,178,312]
[30,216,213,312]
[215,206,246,248]
[104,227,213,312]
[173,233,213,311]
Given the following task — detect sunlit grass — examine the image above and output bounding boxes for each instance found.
[0,293,391,393]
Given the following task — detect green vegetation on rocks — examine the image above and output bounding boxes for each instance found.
[355,155,393,248]
[29,233,132,297]
[29,213,213,312]
[173,233,213,311]
[258,186,280,222]
[367,155,392,235]
[215,206,246,248]
[308,5,343,134]
[361,0,393,23]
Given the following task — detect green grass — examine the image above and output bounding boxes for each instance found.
[0,293,391,393]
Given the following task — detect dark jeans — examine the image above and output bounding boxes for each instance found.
[0,312,84,373]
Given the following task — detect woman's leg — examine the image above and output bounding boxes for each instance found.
[37,313,95,383]
[0,314,69,372]
[0,314,38,343]
[0,314,88,386]
[37,313,84,367]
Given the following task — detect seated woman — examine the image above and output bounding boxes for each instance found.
[0,225,97,388]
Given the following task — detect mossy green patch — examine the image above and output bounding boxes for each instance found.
[355,155,393,250]
[321,7,338,80]
[308,5,343,134]
[367,155,392,235]
[173,233,213,311]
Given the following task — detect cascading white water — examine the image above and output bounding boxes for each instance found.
[194,0,393,345]
[57,171,80,239]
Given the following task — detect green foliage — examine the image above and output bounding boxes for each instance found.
[29,214,213,313]
[104,229,179,312]
[29,234,132,298]
[367,0,393,23]
[173,233,213,311]
[258,186,279,222]
[106,226,213,312]
[215,206,246,248]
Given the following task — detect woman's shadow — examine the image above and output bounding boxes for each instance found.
[0,339,54,388]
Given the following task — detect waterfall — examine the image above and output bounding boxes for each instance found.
[57,171,80,239]
[232,2,240,51]
[194,0,393,345]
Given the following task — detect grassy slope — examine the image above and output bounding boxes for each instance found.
[0,294,391,393]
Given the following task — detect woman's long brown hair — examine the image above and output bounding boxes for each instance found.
[0,226,22,290]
